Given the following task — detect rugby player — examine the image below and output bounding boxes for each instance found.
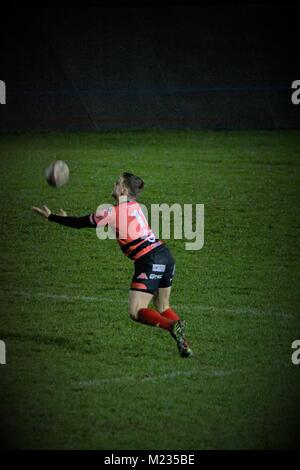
[32,172,192,357]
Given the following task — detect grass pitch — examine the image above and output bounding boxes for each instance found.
[0,130,299,449]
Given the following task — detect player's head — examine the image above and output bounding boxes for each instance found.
[112,172,144,200]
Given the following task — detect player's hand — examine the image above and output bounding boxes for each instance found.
[31,205,52,218]
[59,208,67,216]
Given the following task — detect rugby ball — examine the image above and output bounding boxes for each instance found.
[45,160,69,187]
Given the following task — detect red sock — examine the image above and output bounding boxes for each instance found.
[138,308,173,331]
[161,307,180,321]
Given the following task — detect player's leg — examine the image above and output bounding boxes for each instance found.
[129,253,177,331]
[129,289,153,320]
[129,289,176,331]
[128,247,191,351]
[154,286,171,312]
[157,257,193,357]
[154,286,191,356]
[154,286,180,320]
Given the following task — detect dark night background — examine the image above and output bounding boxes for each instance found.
[0,3,299,131]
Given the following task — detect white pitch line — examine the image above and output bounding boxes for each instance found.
[13,290,294,319]
[77,368,240,387]
[18,290,117,304]
[178,303,294,319]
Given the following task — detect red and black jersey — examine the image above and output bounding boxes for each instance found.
[48,200,163,261]
[90,200,163,261]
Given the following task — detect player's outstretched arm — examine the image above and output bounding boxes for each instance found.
[31,206,94,229]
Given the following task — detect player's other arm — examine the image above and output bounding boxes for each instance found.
[31,205,94,229]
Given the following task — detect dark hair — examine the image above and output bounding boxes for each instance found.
[122,172,144,198]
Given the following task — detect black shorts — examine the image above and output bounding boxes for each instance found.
[130,245,176,294]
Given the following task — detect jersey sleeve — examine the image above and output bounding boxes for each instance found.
[48,214,94,229]
[90,207,114,227]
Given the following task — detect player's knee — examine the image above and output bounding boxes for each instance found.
[153,296,162,312]
[154,301,162,312]
[154,298,169,313]
[129,311,139,321]
[129,305,140,321]
[159,305,170,313]
[161,303,170,313]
